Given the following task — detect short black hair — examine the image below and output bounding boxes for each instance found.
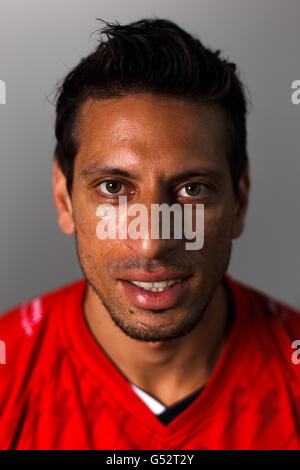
[54,18,249,197]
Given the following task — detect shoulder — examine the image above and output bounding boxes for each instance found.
[0,278,86,396]
[225,274,300,368]
[227,274,300,332]
[0,278,85,342]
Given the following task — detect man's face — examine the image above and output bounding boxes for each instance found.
[54,93,248,342]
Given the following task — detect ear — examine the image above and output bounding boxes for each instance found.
[231,165,250,239]
[52,159,75,236]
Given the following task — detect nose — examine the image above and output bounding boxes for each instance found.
[123,200,183,259]
[125,236,182,260]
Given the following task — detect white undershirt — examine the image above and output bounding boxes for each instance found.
[130,383,166,415]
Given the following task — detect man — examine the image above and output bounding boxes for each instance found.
[0,18,299,451]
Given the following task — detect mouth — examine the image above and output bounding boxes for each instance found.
[127,278,183,292]
[119,275,192,310]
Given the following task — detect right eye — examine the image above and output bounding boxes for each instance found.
[98,180,126,195]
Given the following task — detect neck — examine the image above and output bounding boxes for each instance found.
[83,278,234,407]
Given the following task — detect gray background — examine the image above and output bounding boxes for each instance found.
[0,0,299,313]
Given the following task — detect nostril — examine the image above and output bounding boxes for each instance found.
[124,235,182,260]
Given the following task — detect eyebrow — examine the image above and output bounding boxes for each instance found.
[168,169,224,186]
[79,163,141,180]
[79,163,224,185]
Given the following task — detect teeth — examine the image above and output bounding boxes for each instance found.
[130,279,182,292]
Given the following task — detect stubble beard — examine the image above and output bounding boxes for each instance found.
[74,232,232,343]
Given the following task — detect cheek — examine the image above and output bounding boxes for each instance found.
[75,209,97,251]
[74,207,108,271]
[203,206,233,255]
[74,205,125,283]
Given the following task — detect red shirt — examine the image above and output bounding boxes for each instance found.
[0,275,300,450]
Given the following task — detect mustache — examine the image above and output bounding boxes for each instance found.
[107,255,196,276]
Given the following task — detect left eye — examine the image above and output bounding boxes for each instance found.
[178,182,208,197]
[99,181,125,195]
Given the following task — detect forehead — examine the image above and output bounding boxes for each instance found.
[74,93,229,175]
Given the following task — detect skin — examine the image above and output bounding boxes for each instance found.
[53,93,249,406]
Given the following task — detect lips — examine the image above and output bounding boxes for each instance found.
[119,275,191,310]
[118,271,189,283]
[129,279,183,292]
